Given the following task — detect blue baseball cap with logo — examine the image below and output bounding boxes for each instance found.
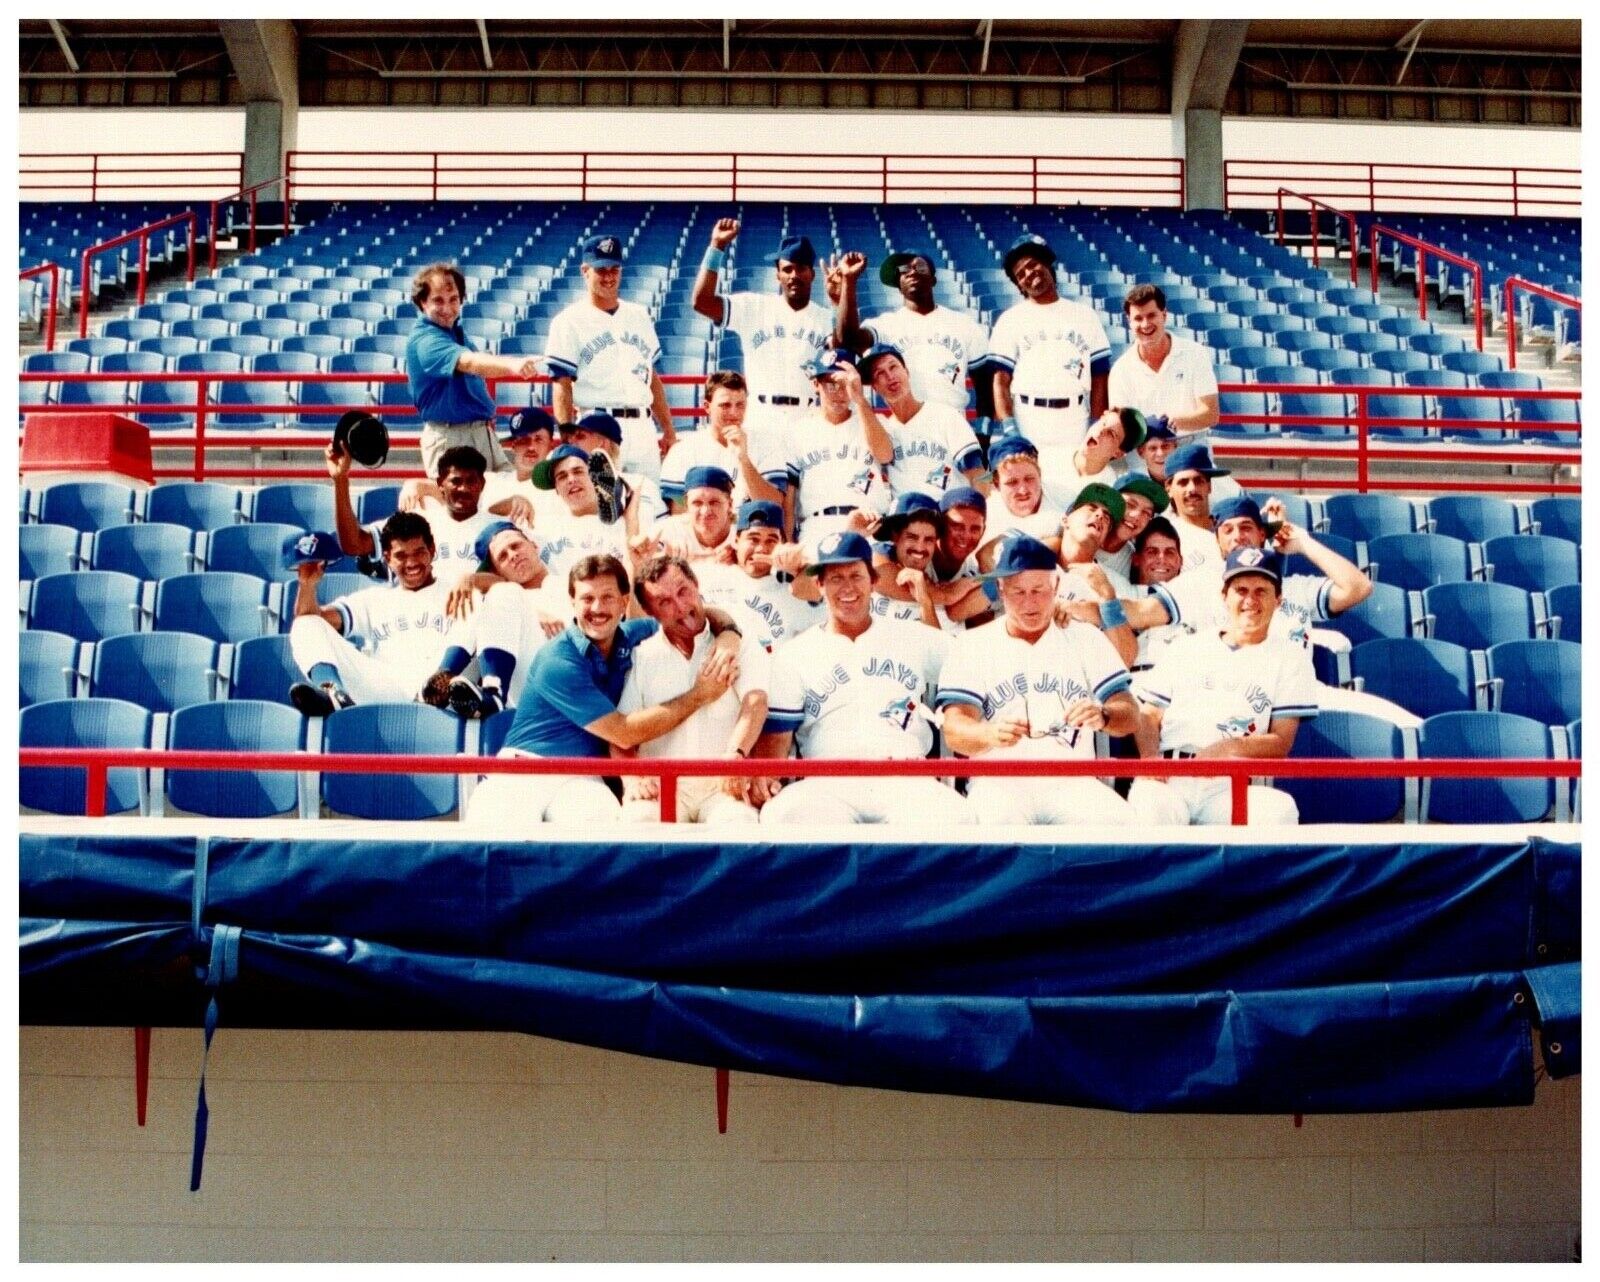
[1141,413,1176,443]
[281,530,344,569]
[771,234,817,268]
[565,412,623,444]
[582,234,624,267]
[1211,494,1282,537]
[473,520,524,563]
[803,347,858,380]
[857,342,907,380]
[1165,441,1230,480]
[940,485,988,517]
[737,500,783,532]
[1222,546,1284,588]
[980,534,1059,580]
[503,407,556,440]
[804,530,875,576]
[683,465,734,495]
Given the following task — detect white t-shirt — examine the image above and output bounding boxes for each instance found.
[884,401,984,501]
[868,305,990,411]
[1039,449,1117,521]
[618,623,770,761]
[989,296,1111,443]
[1108,335,1219,426]
[333,579,455,685]
[695,561,824,650]
[766,411,893,527]
[983,505,1061,549]
[1136,628,1320,753]
[937,617,1131,759]
[1151,571,1336,651]
[765,617,949,759]
[1174,517,1225,583]
[1055,560,1134,606]
[649,512,734,566]
[721,292,835,403]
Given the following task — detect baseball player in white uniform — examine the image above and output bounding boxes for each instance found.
[479,407,564,529]
[546,233,676,481]
[527,444,632,584]
[754,531,977,827]
[1108,283,1221,440]
[1160,441,1234,583]
[641,465,736,567]
[693,221,836,437]
[1038,406,1148,518]
[834,249,990,411]
[976,436,1064,567]
[560,413,666,528]
[865,493,990,632]
[936,534,1141,824]
[988,234,1111,461]
[694,500,825,650]
[857,343,986,500]
[1131,548,1319,826]
[1097,473,1170,582]
[658,369,784,511]
[287,511,456,716]
[616,554,770,825]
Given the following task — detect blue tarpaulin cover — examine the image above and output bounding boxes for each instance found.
[19,832,1580,1113]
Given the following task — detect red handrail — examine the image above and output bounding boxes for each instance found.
[19,152,244,201]
[1370,225,1484,351]
[1275,188,1359,284]
[19,262,61,352]
[78,212,198,338]
[1225,160,1580,217]
[1505,277,1582,372]
[17,747,1582,828]
[206,177,292,273]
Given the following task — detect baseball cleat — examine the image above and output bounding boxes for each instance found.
[447,677,504,720]
[288,681,354,718]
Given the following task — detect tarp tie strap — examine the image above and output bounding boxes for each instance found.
[189,923,240,1193]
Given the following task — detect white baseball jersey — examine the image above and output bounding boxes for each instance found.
[1174,517,1225,582]
[1098,541,1135,583]
[1151,571,1336,651]
[545,298,663,475]
[869,305,989,410]
[1055,560,1134,607]
[983,504,1061,549]
[648,512,734,566]
[332,579,455,685]
[765,411,893,530]
[765,617,949,759]
[620,471,668,526]
[867,591,961,634]
[618,622,770,761]
[534,509,631,583]
[1039,449,1117,521]
[936,617,1131,759]
[659,429,780,508]
[989,297,1111,446]
[721,292,835,404]
[884,401,984,500]
[1108,335,1219,425]
[366,501,499,578]
[695,561,824,650]
[1136,628,1319,753]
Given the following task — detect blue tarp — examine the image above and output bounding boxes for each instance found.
[19,833,1580,1114]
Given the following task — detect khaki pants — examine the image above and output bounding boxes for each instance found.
[420,419,509,477]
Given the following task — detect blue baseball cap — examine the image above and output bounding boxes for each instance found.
[683,465,734,495]
[803,347,857,380]
[1211,494,1283,537]
[771,234,817,268]
[737,500,784,532]
[803,530,875,576]
[503,406,556,440]
[940,485,988,517]
[1165,441,1230,480]
[281,530,344,569]
[1003,233,1056,280]
[984,434,1040,476]
[1141,413,1176,443]
[531,443,591,490]
[565,412,623,444]
[1222,546,1284,589]
[876,491,945,541]
[857,342,907,380]
[980,534,1059,580]
[474,520,524,563]
[582,234,624,267]
[1116,473,1170,514]
[879,250,935,288]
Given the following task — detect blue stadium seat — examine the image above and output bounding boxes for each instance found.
[209,335,275,362]
[56,376,129,409]
[169,318,233,345]
[165,700,307,818]
[1514,387,1580,444]
[1321,581,1418,647]
[1341,332,1402,363]
[1298,349,1362,376]
[1275,710,1409,824]
[37,481,137,533]
[1350,638,1479,719]
[101,349,167,377]
[1441,351,1506,378]
[1424,581,1542,649]
[282,333,349,362]
[1369,349,1433,377]
[143,481,243,532]
[215,375,290,429]
[103,318,162,344]
[1365,532,1478,591]
[88,522,197,581]
[1484,534,1579,594]
[1427,495,1519,545]
[90,630,221,712]
[228,634,301,704]
[206,522,310,581]
[1528,497,1580,546]
[28,570,142,642]
[356,485,403,526]
[20,697,151,816]
[150,572,273,643]
[1487,639,1582,727]
[21,630,80,707]
[1324,493,1419,543]
[239,317,303,344]
[20,523,81,581]
[320,703,465,820]
[1545,582,1581,644]
[1419,711,1555,824]
[250,483,337,531]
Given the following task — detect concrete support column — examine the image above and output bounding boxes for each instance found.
[1171,19,1247,212]
[220,20,299,190]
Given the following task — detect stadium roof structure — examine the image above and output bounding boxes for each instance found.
[20,18,1580,126]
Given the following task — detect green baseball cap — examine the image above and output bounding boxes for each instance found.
[1069,482,1126,528]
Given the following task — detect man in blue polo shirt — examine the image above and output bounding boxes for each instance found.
[406,260,546,477]
[464,553,746,825]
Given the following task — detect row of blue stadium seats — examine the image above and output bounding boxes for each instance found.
[22,521,376,584]
[1322,580,1575,650]
[17,696,1579,825]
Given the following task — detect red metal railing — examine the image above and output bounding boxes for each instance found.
[1505,277,1582,372]
[16,747,1583,828]
[78,212,198,338]
[19,262,62,352]
[1275,188,1359,284]
[284,150,1187,207]
[19,152,245,202]
[206,177,292,273]
[1226,160,1580,218]
[1370,225,1484,351]
[17,374,1581,493]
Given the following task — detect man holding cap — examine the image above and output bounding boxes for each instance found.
[695,500,825,649]
[1039,406,1147,517]
[754,531,976,828]
[1131,547,1317,827]
[833,248,990,412]
[693,220,837,437]
[1098,472,1170,582]
[1109,283,1220,440]
[561,411,662,529]
[936,533,1142,825]
[639,465,737,567]
[659,370,784,512]
[546,233,676,481]
[858,343,986,501]
[406,260,542,478]
[988,233,1111,457]
[527,443,634,584]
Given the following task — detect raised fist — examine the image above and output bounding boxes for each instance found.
[839,251,867,280]
[711,218,740,249]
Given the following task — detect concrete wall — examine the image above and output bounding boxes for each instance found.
[20,1026,1580,1262]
